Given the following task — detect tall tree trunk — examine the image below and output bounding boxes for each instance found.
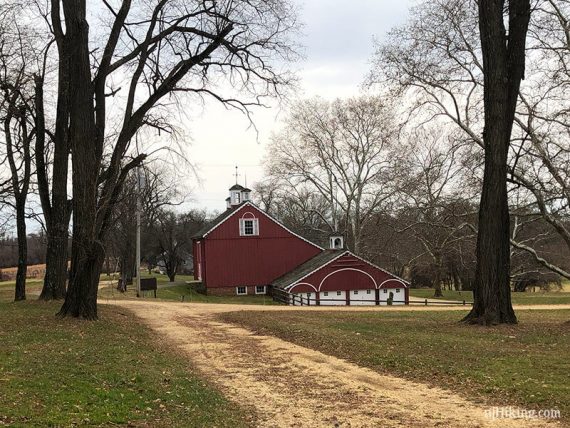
[35,62,71,301]
[39,219,69,300]
[433,254,443,298]
[14,198,27,301]
[57,0,101,320]
[463,0,530,325]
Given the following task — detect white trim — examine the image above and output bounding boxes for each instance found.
[318,268,377,291]
[281,250,408,290]
[255,285,266,295]
[196,241,202,280]
[201,202,323,251]
[283,251,349,290]
[236,286,247,295]
[348,252,410,286]
[289,282,318,292]
[378,278,408,289]
[239,218,259,236]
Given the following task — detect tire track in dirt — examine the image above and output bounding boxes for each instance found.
[105,300,561,428]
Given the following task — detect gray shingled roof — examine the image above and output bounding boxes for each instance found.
[193,202,246,238]
[229,184,245,191]
[272,250,347,289]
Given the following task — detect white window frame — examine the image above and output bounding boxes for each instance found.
[323,291,328,296]
[236,286,247,295]
[396,288,400,293]
[366,289,372,294]
[239,218,259,236]
[353,290,359,295]
[336,291,342,296]
[255,285,266,295]
[383,289,388,294]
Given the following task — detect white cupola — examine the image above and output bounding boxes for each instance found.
[242,187,251,201]
[228,184,246,207]
[329,234,344,250]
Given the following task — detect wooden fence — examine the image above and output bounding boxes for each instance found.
[271,287,472,307]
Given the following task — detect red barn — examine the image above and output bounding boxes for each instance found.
[193,184,408,305]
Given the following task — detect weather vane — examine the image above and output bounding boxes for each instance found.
[234,165,241,184]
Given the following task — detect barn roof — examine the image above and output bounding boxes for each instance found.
[272,249,411,290]
[272,250,347,289]
[193,203,247,238]
[229,184,245,191]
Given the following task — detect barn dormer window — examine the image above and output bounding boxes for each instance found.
[239,217,259,236]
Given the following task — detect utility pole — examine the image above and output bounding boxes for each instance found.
[136,167,142,297]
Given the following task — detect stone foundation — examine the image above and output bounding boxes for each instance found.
[206,285,270,296]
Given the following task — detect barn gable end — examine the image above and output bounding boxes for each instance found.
[194,202,323,291]
[272,251,409,305]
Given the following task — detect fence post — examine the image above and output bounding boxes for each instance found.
[463,300,466,306]
[425,298,428,306]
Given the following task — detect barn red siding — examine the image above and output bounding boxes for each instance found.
[201,205,322,288]
[288,253,408,298]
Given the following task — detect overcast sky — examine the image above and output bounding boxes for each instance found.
[185,0,413,213]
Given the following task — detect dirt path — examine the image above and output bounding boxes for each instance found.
[105,300,562,427]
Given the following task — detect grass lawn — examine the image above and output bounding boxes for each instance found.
[410,288,570,305]
[98,275,278,305]
[0,298,252,427]
[220,309,570,422]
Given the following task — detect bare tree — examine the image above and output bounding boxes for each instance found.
[373,0,570,279]
[395,131,477,297]
[151,209,206,282]
[39,0,299,319]
[266,96,398,254]
[0,23,34,301]
[107,163,184,289]
[373,0,534,324]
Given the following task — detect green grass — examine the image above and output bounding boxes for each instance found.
[98,275,278,305]
[0,299,252,427]
[220,309,570,422]
[0,279,42,302]
[99,271,195,286]
[410,288,570,305]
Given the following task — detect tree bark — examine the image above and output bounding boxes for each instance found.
[433,254,444,298]
[39,222,69,300]
[35,42,71,301]
[463,0,530,325]
[14,198,27,301]
[3,88,32,302]
[57,0,100,319]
